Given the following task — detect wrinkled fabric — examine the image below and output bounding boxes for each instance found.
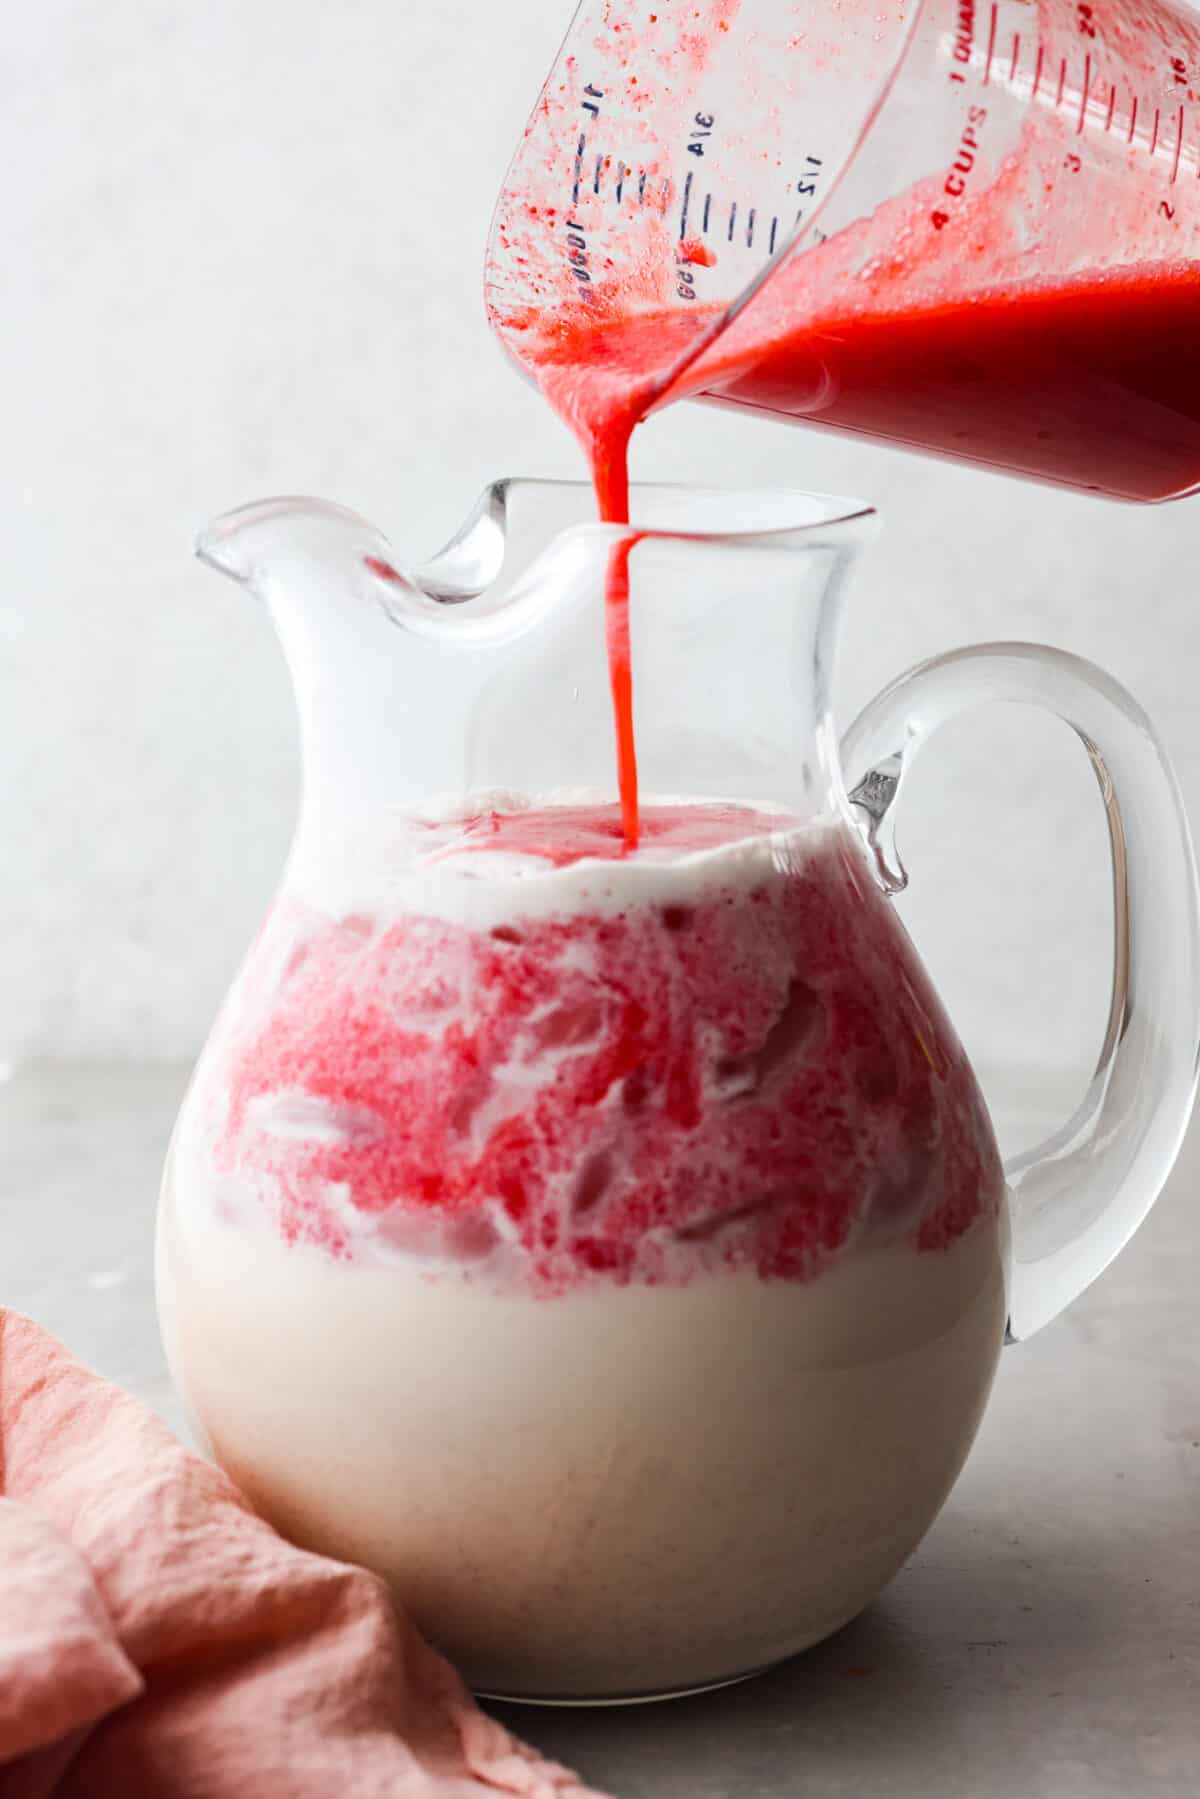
[0,1310,609,1799]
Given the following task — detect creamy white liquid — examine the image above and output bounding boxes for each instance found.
[159,1188,1009,1699]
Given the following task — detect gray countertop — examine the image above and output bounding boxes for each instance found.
[3,1062,1198,1798]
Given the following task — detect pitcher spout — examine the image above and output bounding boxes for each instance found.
[195,481,605,635]
[190,481,627,830]
[196,495,397,595]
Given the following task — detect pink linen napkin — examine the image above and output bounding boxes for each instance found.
[0,1309,609,1799]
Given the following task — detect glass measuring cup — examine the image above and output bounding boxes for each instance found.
[486,0,1200,499]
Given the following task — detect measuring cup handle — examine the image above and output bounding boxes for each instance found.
[841,642,1200,1342]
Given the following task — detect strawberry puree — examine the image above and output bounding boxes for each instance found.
[206,804,1002,1293]
[523,260,1200,844]
[418,799,774,866]
[500,0,1200,843]
[704,263,1200,502]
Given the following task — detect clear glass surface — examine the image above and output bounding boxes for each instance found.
[157,481,1197,1701]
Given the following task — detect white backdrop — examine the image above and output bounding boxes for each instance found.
[4,0,1199,1103]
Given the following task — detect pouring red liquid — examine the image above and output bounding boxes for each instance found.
[523,257,1200,846]
[487,0,1200,846]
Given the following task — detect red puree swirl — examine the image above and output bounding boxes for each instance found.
[211,805,1003,1293]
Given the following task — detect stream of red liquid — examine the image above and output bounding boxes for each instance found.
[590,418,640,848]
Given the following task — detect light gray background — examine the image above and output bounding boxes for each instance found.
[4,0,1198,1091]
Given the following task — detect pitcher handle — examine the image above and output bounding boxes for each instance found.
[841,642,1200,1342]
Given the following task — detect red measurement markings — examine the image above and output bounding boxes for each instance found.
[984,3,998,84]
[1172,105,1184,182]
[1057,57,1067,107]
[1104,83,1117,132]
[1077,54,1091,133]
[1009,33,1021,81]
[1033,44,1045,96]
[1151,106,1160,155]
[1128,93,1138,143]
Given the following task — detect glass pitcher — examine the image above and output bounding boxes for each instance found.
[157,480,1199,1703]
